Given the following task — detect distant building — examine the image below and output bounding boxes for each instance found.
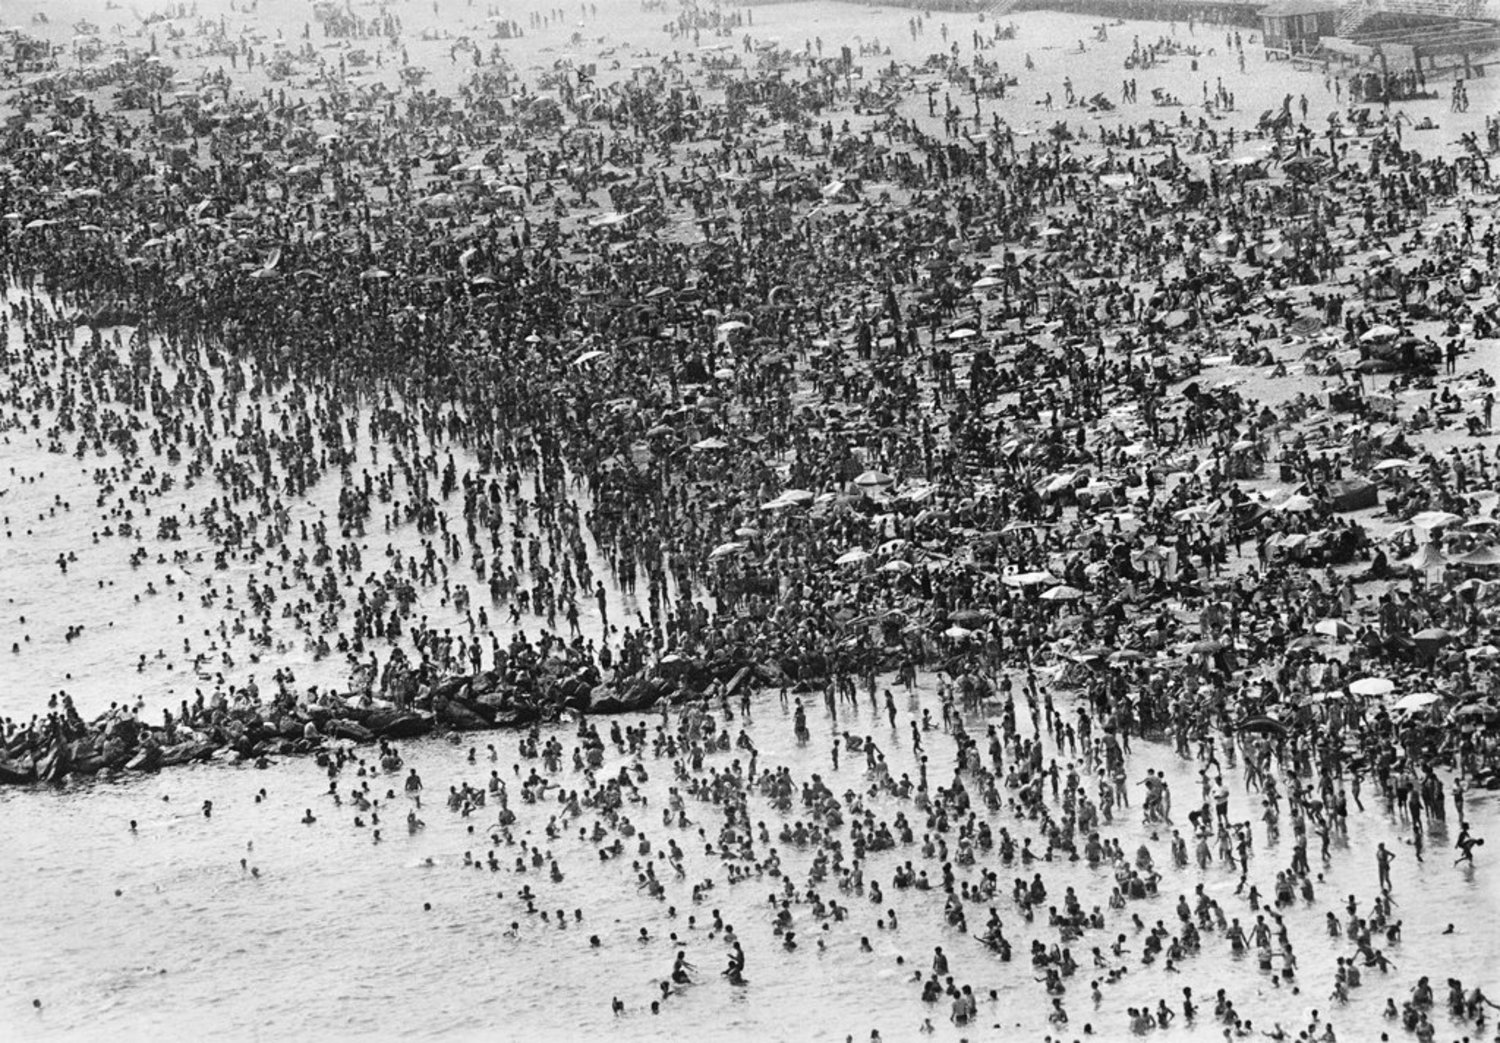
[1261,0,1340,55]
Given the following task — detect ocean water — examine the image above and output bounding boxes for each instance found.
[3,692,1497,1043]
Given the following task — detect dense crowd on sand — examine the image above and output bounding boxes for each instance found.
[3,0,1500,1038]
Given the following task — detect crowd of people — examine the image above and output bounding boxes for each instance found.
[1,0,1499,1038]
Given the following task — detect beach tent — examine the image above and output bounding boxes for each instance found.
[1325,478,1378,513]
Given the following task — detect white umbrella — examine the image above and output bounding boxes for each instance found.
[1044,472,1077,494]
[835,548,870,566]
[1360,323,1399,342]
[1349,677,1394,697]
[1041,584,1085,601]
[708,541,745,560]
[571,349,606,366]
[1392,691,1441,713]
[1410,510,1460,530]
[879,560,912,573]
[692,437,728,451]
[943,625,973,639]
[1313,618,1355,640]
[1459,546,1500,566]
[780,489,816,503]
[1003,570,1058,587]
[1402,543,1448,571]
[948,327,978,341]
[854,470,894,488]
[715,320,748,334]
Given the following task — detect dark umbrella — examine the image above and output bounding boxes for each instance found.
[1237,716,1288,736]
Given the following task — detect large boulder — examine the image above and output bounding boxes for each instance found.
[436,699,489,731]
[464,699,498,724]
[367,708,433,739]
[491,705,540,729]
[429,676,471,702]
[101,739,133,770]
[159,740,213,767]
[328,718,375,743]
[476,689,513,712]
[590,695,628,715]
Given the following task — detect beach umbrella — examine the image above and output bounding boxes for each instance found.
[1392,691,1442,713]
[1402,543,1448,571]
[1041,584,1085,601]
[780,489,816,503]
[1237,716,1287,736]
[1412,627,1451,645]
[854,470,894,488]
[879,560,912,573]
[943,625,973,639]
[1287,315,1323,338]
[571,349,606,366]
[1457,546,1500,566]
[1360,324,1399,342]
[1453,702,1497,723]
[1410,511,1460,530]
[1373,458,1410,471]
[948,327,978,341]
[691,437,728,451]
[835,548,871,566]
[715,320,748,334]
[1277,494,1315,513]
[1313,618,1355,640]
[1349,677,1394,697]
[708,541,745,560]
[1003,570,1058,587]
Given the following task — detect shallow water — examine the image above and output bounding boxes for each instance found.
[2,687,1497,1043]
[2,2,1500,1042]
